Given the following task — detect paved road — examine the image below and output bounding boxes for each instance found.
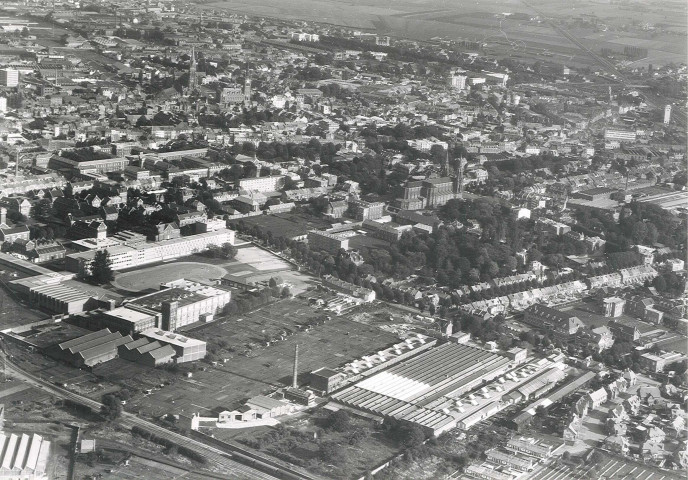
[2,354,280,480]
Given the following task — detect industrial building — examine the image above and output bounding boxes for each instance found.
[47,329,132,367]
[140,329,207,363]
[48,155,129,175]
[126,279,231,330]
[0,433,50,480]
[65,229,235,275]
[238,175,285,192]
[307,230,349,254]
[118,338,176,367]
[332,343,512,435]
[100,306,158,334]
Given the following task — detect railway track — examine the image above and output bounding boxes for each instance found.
[2,355,282,480]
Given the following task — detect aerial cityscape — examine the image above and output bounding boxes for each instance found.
[0,0,684,479]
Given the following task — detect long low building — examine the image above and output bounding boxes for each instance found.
[46,328,132,367]
[332,343,512,435]
[65,229,235,275]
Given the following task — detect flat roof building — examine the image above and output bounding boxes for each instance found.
[140,328,206,363]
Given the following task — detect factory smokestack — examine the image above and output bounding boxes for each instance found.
[292,344,299,388]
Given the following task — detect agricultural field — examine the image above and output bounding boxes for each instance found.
[203,0,686,66]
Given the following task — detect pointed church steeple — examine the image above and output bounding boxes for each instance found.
[188,45,197,90]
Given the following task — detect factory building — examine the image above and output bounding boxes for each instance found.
[100,306,158,334]
[47,329,132,367]
[126,279,231,331]
[332,343,512,435]
[27,282,91,314]
[307,230,349,254]
[65,229,235,275]
[238,175,285,192]
[0,433,51,480]
[118,338,176,367]
[140,329,207,363]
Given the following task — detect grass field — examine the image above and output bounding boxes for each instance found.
[236,213,330,241]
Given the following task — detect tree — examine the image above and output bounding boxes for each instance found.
[100,394,122,420]
[324,410,351,432]
[221,242,237,260]
[562,451,571,462]
[398,424,426,449]
[88,250,114,285]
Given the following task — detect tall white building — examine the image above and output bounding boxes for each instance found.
[664,105,671,125]
[450,74,467,90]
[0,69,19,87]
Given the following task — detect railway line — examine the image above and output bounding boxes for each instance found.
[1,353,285,480]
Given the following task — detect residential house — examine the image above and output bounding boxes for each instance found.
[608,321,640,342]
[605,435,630,455]
[623,396,641,415]
[586,388,608,410]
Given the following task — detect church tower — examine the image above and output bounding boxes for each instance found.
[188,46,197,91]
[243,64,251,106]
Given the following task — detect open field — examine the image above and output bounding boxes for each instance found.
[102,297,399,417]
[228,407,400,480]
[204,0,686,66]
[234,213,330,241]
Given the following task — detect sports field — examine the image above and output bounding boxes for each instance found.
[111,246,295,293]
[112,262,228,293]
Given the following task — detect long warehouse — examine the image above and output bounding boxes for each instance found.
[332,343,512,435]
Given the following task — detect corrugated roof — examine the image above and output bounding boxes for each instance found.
[146,345,176,360]
[58,328,111,350]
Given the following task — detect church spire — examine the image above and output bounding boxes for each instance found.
[188,45,197,90]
